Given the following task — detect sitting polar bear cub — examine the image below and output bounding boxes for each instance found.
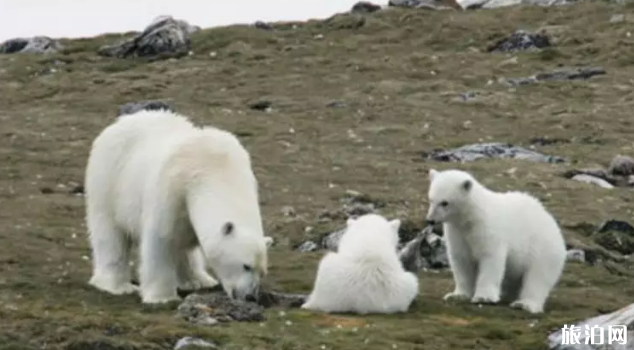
[84,109,272,304]
[426,168,566,314]
[301,213,419,314]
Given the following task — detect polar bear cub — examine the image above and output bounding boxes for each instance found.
[301,213,419,314]
[425,168,566,314]
[84,109,272,304]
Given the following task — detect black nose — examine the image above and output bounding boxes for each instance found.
[425,220,436,226]
[245,293,257,302]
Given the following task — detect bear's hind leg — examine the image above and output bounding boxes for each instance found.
[87,215,138,295]
[510,264,560,314]
[138,233,181,304]
[177,247,218,291]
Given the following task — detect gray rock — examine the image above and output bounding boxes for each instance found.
[505,67,606,86]
[389,0,455,9]
[566,249,586,263]
[321,228,346,251]
[281,206,296,217]
[296,240,318,252]
[254,21,274,30]
[174,337,217,350]
[547,302,634,349]
[351,1,383,13]
[118,100,174,117]
[610,14,626,23]
[398,225,449,272]
[427,142,565,164]
[597,220,634,235]
[99,15,197,59]
[487,30,551,53]
[258,290,307,308]
[0,36,62,54]
[177,292,264,325]
[572,174,615,189]
[609,155,634,176]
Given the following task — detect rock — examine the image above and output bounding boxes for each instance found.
[281,206,296,217]
[388,0,447,8]
[118,100,174,117]
[594,220,634,255]
[174,337,217,350]
[504,67,606,86]
[529,136,571,146]
[566,249,586,263]
[177,288,306,325]
[326,100,347,108]
[70,185,84,195]
[296,240,318,252]
[248,100,272,111]
[487,30,551,53]
[608,155,634,176]
[398,226,449,271]
[98,16,196,59]
[258,290,307,308]
[321,228,346,251]
[610,14,626,24]
[571,174,615,189]
[351,1,383,13]
[177,292,264,325]
[426,142,565,164]
[547,302,633,349]
[39,187,54,194]
[0,36,63,55]
[254,21,274,30]
[597,220,634,235]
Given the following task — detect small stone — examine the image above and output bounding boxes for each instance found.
[174,337,217,350]
[118,100,173,117]
[610,14,626,23]
[248,100,272,111]
[608,155,634,176]
[566,249,586,263]
[487,30,551,53]
[40,187,54,194]
[326,100,347,108]
[351,1,382,13]
[297,241,318,252]
[254,21,274,30]
[571,174,614,189]
[281,206,296,217]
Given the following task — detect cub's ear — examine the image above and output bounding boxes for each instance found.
[428,169,438,182]
[462,180,472,192]
[388,219,401,233]
[346,217,356,226]
[263,236,274,248]
[222,222,234,236]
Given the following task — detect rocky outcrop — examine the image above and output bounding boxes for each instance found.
[0,36,62,54]
[98,16,199,59]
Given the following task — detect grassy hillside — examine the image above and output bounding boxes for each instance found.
[2,2,634,349]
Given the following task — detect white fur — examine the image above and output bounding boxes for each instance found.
[84,109,272,304]
[426,169,566,314]
[301,214,419,314]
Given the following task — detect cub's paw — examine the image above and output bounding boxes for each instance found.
[443,291,471,302]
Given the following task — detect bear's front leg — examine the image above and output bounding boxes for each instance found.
[471,251,506,305]
[139,233,181,304]
[443,234,476,301]
[177,248,218,291]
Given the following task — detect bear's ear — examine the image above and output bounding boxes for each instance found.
[222,222,234,236]
[263,236,274,248]
[462,180,472,192]
[428,169,438,182]
[388,219,401,233]
[346,217,356,226]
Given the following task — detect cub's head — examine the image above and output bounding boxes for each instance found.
[342,214,401,249]
[426,169,477,224]
[206,222,273,302]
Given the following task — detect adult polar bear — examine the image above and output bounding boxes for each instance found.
[425,169,566,314]
[84,109,272,304]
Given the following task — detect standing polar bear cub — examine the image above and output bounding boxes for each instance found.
[301,213,419,314]
[84,109,272,304]
[426,169,566,314]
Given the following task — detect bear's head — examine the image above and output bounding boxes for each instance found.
[426,168,479,224]
[339,214,401,253]
[203,221,273,302]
